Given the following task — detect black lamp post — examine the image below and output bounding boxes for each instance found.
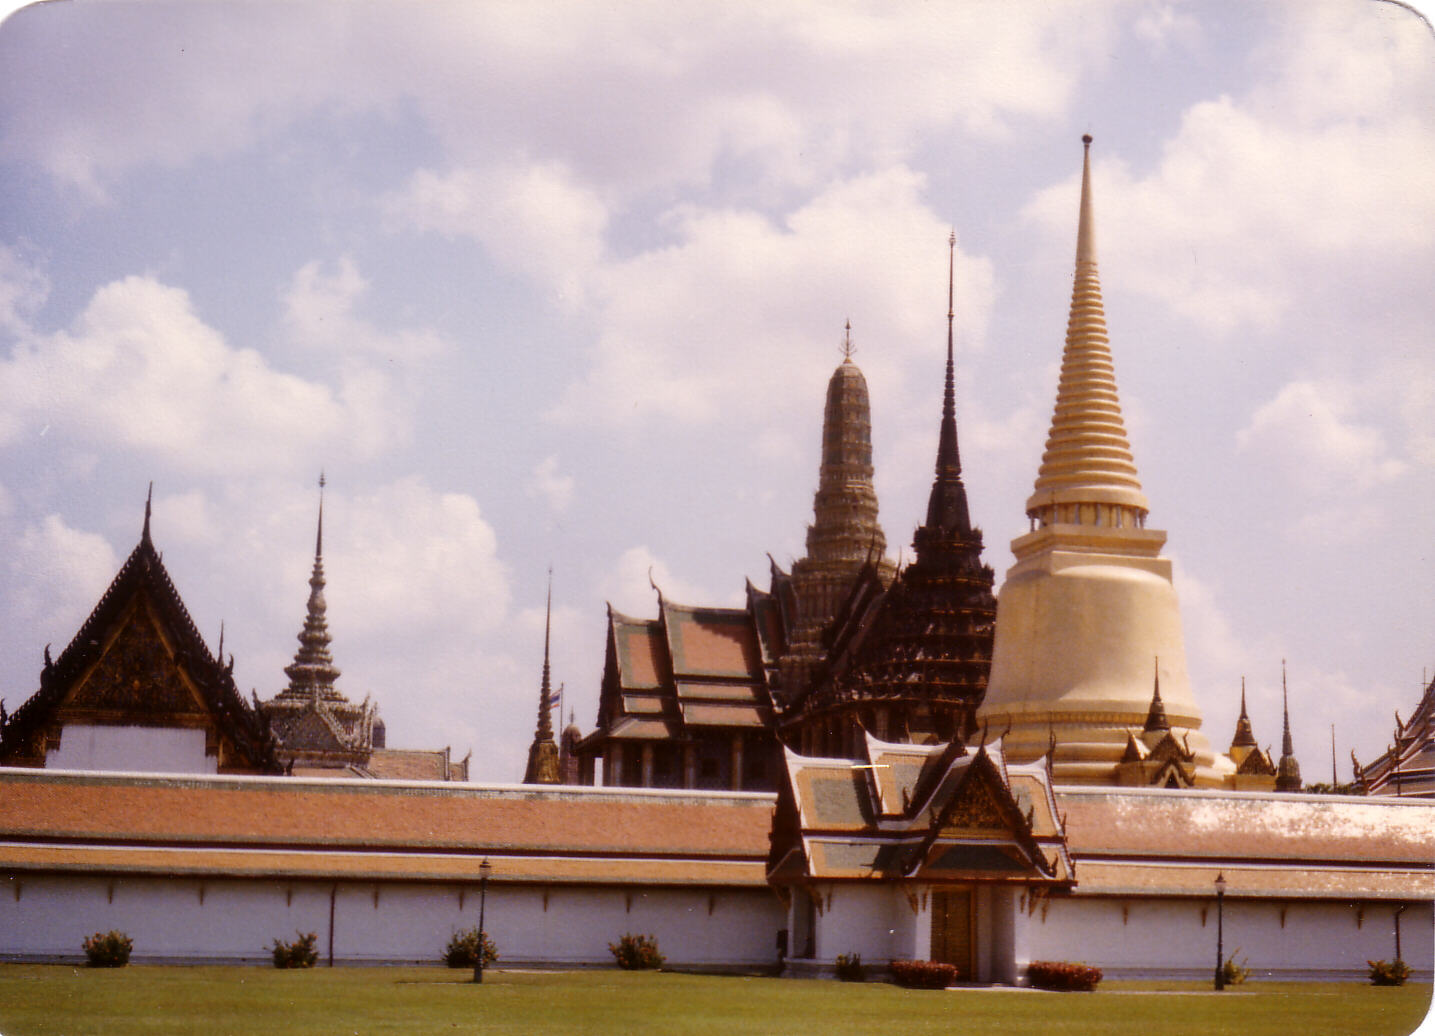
[473,858,492,984]
[1213,872,1227,991]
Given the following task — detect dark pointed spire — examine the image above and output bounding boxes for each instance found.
[279,474,341,703]
[524,568,561,784]
[1143,657,1169,733]
[1231,676,1257,749]
[920,230,973,539]
[142,482,154,546]
[1276,660,1303,792]
[841,319,854,361]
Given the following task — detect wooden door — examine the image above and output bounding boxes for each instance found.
[930,888,973,979]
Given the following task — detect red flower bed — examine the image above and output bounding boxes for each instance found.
[1027,960,1102,991]
[889,960,957,989]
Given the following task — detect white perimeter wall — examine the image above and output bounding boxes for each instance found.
[1026,896,1434,980]
[0,874,784,969]
[45,726,216,774]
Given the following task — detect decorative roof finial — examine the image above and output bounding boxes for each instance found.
[917,230,972,543]
[316,471,326,558]
[841,320,855,361]
[142,482,154,545]
[1231,675,1257,749]
[1276,659,1303,792]
[523,567,562,784]
[1143,656,1169,733]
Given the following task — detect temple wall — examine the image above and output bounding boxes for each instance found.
[1024,895,1433,980]
[45,725,215,774]
[0,874,785,970]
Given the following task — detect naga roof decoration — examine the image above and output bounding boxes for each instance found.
[1355,671,1435,797]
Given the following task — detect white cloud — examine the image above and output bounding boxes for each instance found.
[283,256,447,358]
[0,243,48,337]
[0,275,409,473]
[387,164,608,306]
[556,167,993,426]
[1238,379,1406,493]
[526,455,574,513]
[1022,2,1435,337]
[5,515,118,652]
[600,545,734,616]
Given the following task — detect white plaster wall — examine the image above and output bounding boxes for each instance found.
[46,725,216,774]
[0,874,784,969]
[1028,896,1434,980]
[808,884,907,964]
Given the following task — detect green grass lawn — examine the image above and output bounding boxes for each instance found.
[0,966,1428,1036]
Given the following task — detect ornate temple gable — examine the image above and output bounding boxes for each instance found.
[1355,672,1435,797]
[0,497,279,774]
[1236,746,1277,776]
[270,705,353,756]
[64,601,207,721]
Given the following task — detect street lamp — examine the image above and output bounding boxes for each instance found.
[473,858,492,984]
[1213,872,1227,991]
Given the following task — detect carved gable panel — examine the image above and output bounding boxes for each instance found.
[938,769,1007,833]
[65,609,200,718]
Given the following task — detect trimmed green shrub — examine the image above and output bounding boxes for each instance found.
[271,931,319,969]
[609,933,664,970]
[82,930,132,968]
[835,952,865,982]
[1221,950,1251,985]
[889,960,956,989]
[443,928,499,969]
[1027,960,1102,991]
[1369,959,1412,986]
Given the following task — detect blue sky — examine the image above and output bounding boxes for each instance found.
[0,1,1431,782]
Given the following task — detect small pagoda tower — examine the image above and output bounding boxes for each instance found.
[523,573,561,785]
[1275,662,1303,793]
[783,235,996,755]
[977,136,1225,785]
[770,323,898,708]
[1226,677,1277,790]
[261,476,377,772]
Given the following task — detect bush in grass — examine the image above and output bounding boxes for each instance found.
[1368,959,1412,986]
[271,931,319,969]
[1027,960,1102,991]
[1221,950,1251,985]
[443,928,499,969]
[82,930,133,968]
[609,933,664,970]
[889,960,956,989]
[835,952,865,982]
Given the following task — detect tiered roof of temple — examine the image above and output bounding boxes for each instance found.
[780,234,996,756]
[1356,672,1435,797]
[0,489,280,774]
[768,733,1073,887]
[574,591,778,790]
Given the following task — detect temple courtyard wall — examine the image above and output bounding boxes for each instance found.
[0,769,1429,978]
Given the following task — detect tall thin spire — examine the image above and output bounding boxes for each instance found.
[1143,657,1169,733]
[142,482,154,545]
[1276,660,1303,792]
[920,230,973,540]
[1231,676,1257,748]
[1026,135,1149,527]
[280,473,341,703]
[523,568,561,784]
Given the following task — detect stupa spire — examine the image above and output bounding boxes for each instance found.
[523,569,561,784]
[1276,660,1302,791]
[1231,677,1258,748]
[280,473,341,702]
[1143,658,1169,733]
[919,230,973,542]
[142,482,154,545]
[804,321,887,563]
[1025,134,1149,527]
